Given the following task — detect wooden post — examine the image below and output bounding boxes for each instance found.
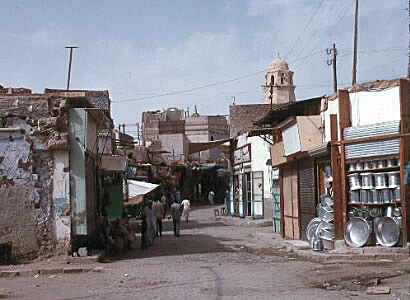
[337,89,351,236]
[399,78,409,245]
[330,114,343,239]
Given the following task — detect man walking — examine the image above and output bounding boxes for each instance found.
[153,199,164,237]
[208,190,215,206]
[161,193,167,217]
[170,199,182,237]
[181,198,190,222]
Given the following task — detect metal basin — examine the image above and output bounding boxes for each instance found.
[344,217,370,248]
[374,217,400,247]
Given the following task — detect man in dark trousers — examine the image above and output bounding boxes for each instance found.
[153,199,164,237]
[170,199,182,237]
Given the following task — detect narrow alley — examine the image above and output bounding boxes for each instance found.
[0,207,408,300]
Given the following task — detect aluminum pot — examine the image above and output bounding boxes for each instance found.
[387,171,400,188]
[386,159,395,167]
[360,190,369,204]
[392,216,402,229]
[374,173,387,189]
[348,191,360,204]
[374,217,400,247]
[312,238,322,251]
[385,206,393,218]
[306,217,321,242]
[320,194,333,207]
[320,228,335,240]
[322,238,335,250]
[360,173,374,189]
[347,173,361,190]
[344,217,370,248]
[322,210,334,222]
[363,161,371,170]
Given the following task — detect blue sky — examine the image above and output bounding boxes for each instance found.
[0,0,408,132]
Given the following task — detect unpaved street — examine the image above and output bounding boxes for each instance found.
[1,207,409,299]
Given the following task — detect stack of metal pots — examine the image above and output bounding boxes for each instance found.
[347,159,401,204]
[307,194,335,251]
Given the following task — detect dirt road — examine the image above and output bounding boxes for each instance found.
[0,207,408,299]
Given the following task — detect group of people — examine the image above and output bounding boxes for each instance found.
[141,194,190,249]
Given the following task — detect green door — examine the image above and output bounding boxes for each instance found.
[272,178,280,233]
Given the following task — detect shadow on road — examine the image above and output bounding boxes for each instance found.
[108,219,243,261]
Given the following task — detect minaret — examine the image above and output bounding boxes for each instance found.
[264,57,296,104]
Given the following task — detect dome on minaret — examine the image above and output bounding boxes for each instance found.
[264,56,295,104]
[268,58,289,71]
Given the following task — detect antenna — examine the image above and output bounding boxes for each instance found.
[65,46,78,90]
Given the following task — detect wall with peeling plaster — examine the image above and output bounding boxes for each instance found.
[0,93,68,258]
[0,129,55,258]
[52,151,70,248]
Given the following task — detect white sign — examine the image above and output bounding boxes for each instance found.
[234,144,251,165]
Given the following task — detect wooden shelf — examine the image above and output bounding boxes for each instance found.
[347,202,401,206]
[346,166,400,174]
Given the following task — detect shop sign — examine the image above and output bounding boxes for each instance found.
[234,144,251,165]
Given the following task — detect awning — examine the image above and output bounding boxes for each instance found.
[188,138,233,154]
[125,180,160,206]
[247,127,280,137]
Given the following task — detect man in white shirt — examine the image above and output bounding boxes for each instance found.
[181,198,190,222]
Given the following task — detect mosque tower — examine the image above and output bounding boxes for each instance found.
[263,57,296,104]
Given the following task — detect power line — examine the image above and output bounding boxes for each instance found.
[285,0,326,60]
[293,0,356,71]
[112,52,325,104]
[290,0,339,63]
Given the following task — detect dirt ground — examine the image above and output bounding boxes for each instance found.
[0,207,409,299]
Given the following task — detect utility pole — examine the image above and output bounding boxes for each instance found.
[136,123,140,145]
[65,46,78,90]
[327,43,338,93]
[352,0,359,85]
[261,82,274,110]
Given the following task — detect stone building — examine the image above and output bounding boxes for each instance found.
[185,114,229,162]
[0,87,112,259]
[141,107,229,163]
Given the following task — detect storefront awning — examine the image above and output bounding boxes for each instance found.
[188,138,233,154]
[125,180,160,206]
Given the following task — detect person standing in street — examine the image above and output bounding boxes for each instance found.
[170,199,182,237]
[176,189,181,204]
[181,198,190,222]
[153,199,164,237]
[161,193,167,217]
[142,201,153,249]
[208,190,215,206]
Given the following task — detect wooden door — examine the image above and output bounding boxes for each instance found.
[282,165,299,239]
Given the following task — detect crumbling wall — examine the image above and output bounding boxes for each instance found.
[0,129,43,258]
[0,93,69,258]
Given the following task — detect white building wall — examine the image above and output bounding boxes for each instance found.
[234,134,272,218]
[322,86,400,142]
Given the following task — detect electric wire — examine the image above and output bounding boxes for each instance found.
[285,0,326,60]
